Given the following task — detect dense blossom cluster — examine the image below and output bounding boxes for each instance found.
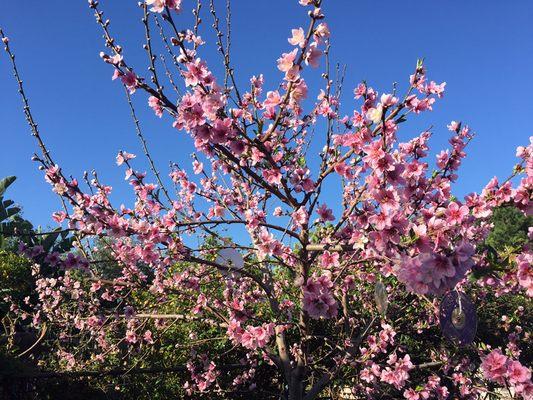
[2,0,532,399]
[302,274,338,319]
[482,350,532,397]
[396,242,475,296]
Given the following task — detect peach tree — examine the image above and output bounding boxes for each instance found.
[1,1,531,399]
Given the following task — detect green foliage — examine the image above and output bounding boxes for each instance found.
[0,176,74,254]
[471,206,531,281]
[0,176,17,198]
[0,176,29,250]
[0,250,33,312]
[476,293,532,360]
[486,206,532,252]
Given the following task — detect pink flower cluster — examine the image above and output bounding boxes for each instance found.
[228,321,275,350]
[360,327,414,392]
[516,252,533,297]
[396,242,475,295]
[481,350,532,398]
[185,353,219,394]
[145,0,181,14]
[380,354,414,389]
[403,375,451,400]
[303,275,338,319]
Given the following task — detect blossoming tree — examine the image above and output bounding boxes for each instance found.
[1,0,532,399]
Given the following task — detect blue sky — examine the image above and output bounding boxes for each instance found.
[1,0,532,228]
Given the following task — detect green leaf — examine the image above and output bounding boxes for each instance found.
[2,199,14,208]
[0,204,20,222]
[7,206,21,219]
[41,229,62,253]
[0,176,16,198]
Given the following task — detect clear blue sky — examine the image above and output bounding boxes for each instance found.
[1,1,532,228]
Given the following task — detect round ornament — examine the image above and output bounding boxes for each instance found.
[216,248,244,276]
[439,291,477,346]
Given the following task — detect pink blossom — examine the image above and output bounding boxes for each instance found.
[303,275,338,319]
[481,350,509,383]
[380,93,398,108]
[52,211,67,223]
[305,44,322,68]
[314,23,330,42]
[288,28,306,47]
[292,207,309,228]
[230,322,274,350]
[404,388,420,400]
[192,160,204,175]
[264,90,282,113]
[516,252,533,297]
[146,0,181,13]
[263,169,282,186]
[125,330,137,344]
[120,71,138,93]
[182,58,212,87]
[277,48,298,73]
[425,81,446,97]
[445,201,469,225]
[354,82,366,99]
[507,360,531,384]
[148,96,163,117]
[317,204,335,222]
[143,330,154,344]
[290,78,308,101]
[447,121,460,131]
[321,251,339,268]
[395,248,472,295]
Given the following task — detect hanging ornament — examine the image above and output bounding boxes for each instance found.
[216,247,244,276]
[374,281,388,316]
[439,291,477,346]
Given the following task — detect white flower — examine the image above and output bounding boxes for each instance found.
[366,105,383,125]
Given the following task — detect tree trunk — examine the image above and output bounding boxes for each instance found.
[287,371,304,400]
